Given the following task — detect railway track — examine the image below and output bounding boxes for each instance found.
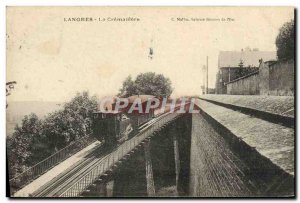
[32,144,107,197]
[32,113,167,197]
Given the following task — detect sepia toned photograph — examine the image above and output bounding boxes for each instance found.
[6,7,295,198]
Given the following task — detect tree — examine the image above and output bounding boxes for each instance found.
[276,19,295,60]
[7,91,98,178]
[7,114,42,178]
[118,72,173,98]
[42,91,98,152]
[118,76,137,97]
[6,81,17,108]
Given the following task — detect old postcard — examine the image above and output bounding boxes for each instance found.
[6,7,295,198]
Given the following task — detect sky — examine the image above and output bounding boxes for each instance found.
[6,7,294,102]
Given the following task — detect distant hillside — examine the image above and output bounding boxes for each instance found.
[6,101,63,137]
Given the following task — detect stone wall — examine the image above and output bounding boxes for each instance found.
[226,72,259,95]
[268,60,294,96]
[258,61,271,95]
[216,66,259,94]
[189,113,294,197]
[190,113,256,197]
[226,60,294,96]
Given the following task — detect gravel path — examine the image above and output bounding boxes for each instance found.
[199,95,294,118]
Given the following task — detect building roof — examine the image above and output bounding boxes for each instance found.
[127,95,156,103]
[218,51,276,68]
[96,96,119,112]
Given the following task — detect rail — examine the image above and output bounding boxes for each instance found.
[138,114,152,126]
[9,134,96,195]
[60,112,181,197]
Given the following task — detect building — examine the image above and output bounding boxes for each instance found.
[215,50,276,94]
[224,59,294,96]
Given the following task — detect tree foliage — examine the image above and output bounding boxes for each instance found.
[276,19,295,60]
[118,72,173,98]
[7,91,98,178]
[43,92,97,152]
[7,114,42,178]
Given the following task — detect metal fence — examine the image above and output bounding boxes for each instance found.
[9,134,97,195]
[137,114,152,126]
[60,112,181,197]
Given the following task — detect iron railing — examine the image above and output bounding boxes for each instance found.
[138,114,152,126]
[9,134,97,195]
[60,112,181,197]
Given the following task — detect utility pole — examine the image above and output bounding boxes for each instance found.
[202,65,206,95]
[206,56,208,94]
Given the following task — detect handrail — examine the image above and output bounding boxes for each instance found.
[9,134,96,195]
[60,112,181,197]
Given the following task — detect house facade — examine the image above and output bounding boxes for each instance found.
[215,50,276,94]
